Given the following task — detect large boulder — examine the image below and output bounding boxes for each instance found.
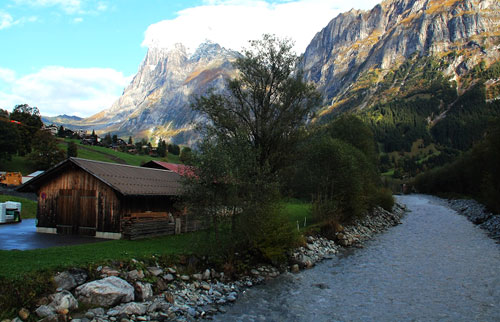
[49,291,78,312]
[75,276,134,307]
[107,302,148,316]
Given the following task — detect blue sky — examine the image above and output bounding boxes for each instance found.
[0,0,380,117]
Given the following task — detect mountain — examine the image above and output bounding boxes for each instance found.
[302,0,500,114]
[59,42,239,144]
[301,0,500,153]
[59,0,500,149]
[42,114,83,125]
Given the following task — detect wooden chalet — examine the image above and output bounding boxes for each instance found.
[18,158,202,240]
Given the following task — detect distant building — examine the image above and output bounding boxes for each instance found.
[141,161,194,177]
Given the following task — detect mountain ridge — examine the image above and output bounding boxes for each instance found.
[46,0,500,147]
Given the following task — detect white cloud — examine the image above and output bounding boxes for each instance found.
[74,17,83,23]
[13,0,82,14]
[142,0,381,54]
[0,10,14,29]
[12,0,108,15]
[0,66,131,117]
[0,68,16,82]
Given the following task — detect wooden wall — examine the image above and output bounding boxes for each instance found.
[36,165,122,235]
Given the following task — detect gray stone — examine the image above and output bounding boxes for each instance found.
[180,275,190,281]
[164,273,175,281]
[167,267,177,274]
[192,273,203,280]
[76,276,134,307]
[127,269,144,280]
[53,271,77,291]
[35,305,55,318]
[101,266,120,277]
[134,282,153,301]
[49,290,78,311]
[147,267,163,276]
[107,302,147,316]
[202,269,211,280]
[291,264,300,273]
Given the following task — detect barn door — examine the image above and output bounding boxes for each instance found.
[78,190,97,236]
[56,189,73,234]
[56,189,97,236]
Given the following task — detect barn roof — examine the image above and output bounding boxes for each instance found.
[18,157,183,196]
[141,161,194,177]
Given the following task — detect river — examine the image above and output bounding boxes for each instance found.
[214,195,500,321]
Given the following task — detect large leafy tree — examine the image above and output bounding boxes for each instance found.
[9,104,43,156]
[0,109,19,161]
[188,34,320,261]
[193,34,320,181]
[28,130,65,170]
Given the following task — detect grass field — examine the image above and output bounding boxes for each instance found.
[0,200,311,279]
[60,139,182,166]
[0,195,37,219]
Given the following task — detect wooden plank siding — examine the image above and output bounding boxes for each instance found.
[36,165,122,234]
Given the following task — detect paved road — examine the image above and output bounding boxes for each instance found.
[0,219,108,250]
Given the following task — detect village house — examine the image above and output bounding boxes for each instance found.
[18,158,202,240]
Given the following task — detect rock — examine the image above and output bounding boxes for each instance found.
[201,282,211,291]
[101,266,120,277]
[180,275,190,281]
[107,302,147,316]
[202,269,211,280]
[291,264,300,273]
[147,301,170,313]
[76,276,134,307]
[35,305,55,318]
[147,267,163,276]
[156,278,169,291]
[134,282,153,301]
[250,269,259,276]
[54,271,77,291]
[127,269,144,280]
[50,290,78,311]
[167,267,177,274]
[163,273,175,282]
[164,292,175,304]
[192,273,203,280]
[18,308,29,320]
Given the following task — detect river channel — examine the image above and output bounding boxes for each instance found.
[214,195,500,321]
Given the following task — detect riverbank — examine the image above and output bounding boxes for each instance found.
[448,199,500,241]
[4,204,406,322]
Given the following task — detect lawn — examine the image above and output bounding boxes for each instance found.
[60,139,181,166]
[0,195,37,219]
[0,232,202,280]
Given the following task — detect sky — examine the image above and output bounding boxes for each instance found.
[0,0,381,118]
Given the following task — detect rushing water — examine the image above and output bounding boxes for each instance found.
[214,195,500,322]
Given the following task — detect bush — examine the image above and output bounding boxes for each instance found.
[240,203,299,264]
[373,188,395,212]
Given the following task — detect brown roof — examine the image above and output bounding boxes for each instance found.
[18,157,183,196]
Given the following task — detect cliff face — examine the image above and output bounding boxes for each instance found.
[301,0,500,112]
[81,42,238,144]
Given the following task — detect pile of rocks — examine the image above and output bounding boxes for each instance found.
[449,199,500,241]
[7,203,407,322]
